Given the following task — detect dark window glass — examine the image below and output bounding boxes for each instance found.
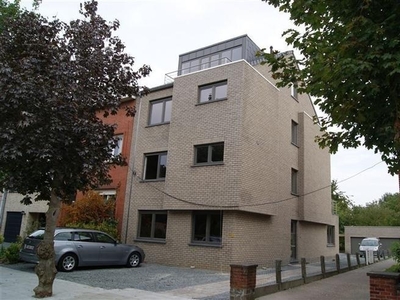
[139,213,152,238]
[145,155,158,180]
[144,152,167,180]
[54,232,72,241]
[154,214,168,239]
[193,214,207,242]
[211,144,224,162]
[192,211,223,245]
[95,232,115,243]
[196,146,208,164]
[291,121,298,145]
[138,212,167,240]
[291,169,298,194]
[195,143,224,165]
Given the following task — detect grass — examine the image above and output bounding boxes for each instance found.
[386,264,400,272]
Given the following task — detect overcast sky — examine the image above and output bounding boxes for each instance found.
[21,0,399,206]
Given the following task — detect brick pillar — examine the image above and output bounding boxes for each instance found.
[230,264,258,300]
[367,271,400,300]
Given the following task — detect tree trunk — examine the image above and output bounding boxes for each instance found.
[33,188,60,298]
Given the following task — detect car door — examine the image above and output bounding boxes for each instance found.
[71,231,99,266]
[93,232,123,265]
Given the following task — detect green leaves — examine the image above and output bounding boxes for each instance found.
[261,0,400,175]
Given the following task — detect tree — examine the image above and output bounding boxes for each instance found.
[0,1,150,297]
[331,180,353,234]
[259,0,400,175]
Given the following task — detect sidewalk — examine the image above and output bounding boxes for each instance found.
[0,258,396,299]
[256,258,396,300]
[0,265,190,300]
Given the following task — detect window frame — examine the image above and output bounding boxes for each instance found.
[327,225,335,246]
[291,168,298,195]
[110,134,123,156]
[191,211,223,246]
[137,211,168,241]
[291,120,298,146]
[143,152,167,181]
[198,81,228,104]
[148,97,172,126]
[291,84,298,101]
[194,142,224,166]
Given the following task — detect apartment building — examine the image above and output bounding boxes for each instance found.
[122,35,338,270]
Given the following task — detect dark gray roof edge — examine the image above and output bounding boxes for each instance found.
[179,34,257,57]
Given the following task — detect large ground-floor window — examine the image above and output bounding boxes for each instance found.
[192,211,223,245]
[137,211,168,240]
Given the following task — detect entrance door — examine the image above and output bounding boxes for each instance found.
[290,220,297,262]
[4,212,23,242]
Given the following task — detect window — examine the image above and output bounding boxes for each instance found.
[192,211,222,245]
[149,97,172,125]
[291,120,298,145]
[180,46,242,74]
[110,135,123,156]
[94,232,115,244]
[144,152,167,180]
[97,190,116,202]
[194,143,224,165]
[327,225,335,245]
[138,211,168,240]
[199,81,227,103]
[291,84,298,100]
[54,232,72,241]
[291,168,298,195]
[73,232,93,242]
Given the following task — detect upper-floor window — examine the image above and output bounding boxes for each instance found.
[291,168,298,195]
[199,81,227,103]
[144,152,167,180]
[291,120,298,146]
[110,135,123,156]
[291,84,298,100]
[194,142,224,165]
[327,225,335,245]
[181,46,242,75]
[149,97,172,126]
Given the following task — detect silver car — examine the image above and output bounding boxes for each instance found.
[19,228,145,272]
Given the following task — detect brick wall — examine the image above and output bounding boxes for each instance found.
[368,272,400,300]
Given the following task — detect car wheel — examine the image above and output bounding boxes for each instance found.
[58,253,78,272]
[127,252,141,268]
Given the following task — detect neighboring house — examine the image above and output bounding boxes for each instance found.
[1,98,136,241]
[0,192,46,242]
[121,35,338,270]
[345,226,400,255]
[60,97,136,235]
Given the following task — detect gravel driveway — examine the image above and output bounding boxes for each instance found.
[3,262,230,299]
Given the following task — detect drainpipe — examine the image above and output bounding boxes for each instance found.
[0,189,8,229]
[123,92,143,243]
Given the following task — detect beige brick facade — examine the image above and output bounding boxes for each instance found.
[122,53,338,270]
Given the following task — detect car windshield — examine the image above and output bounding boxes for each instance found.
[361,240,378,246]
[28,230,45,239]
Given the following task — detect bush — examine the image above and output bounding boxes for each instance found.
[3,237,22,264]
[0,234,4,244]
[66,219,119,240]
[391,241,400,264]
